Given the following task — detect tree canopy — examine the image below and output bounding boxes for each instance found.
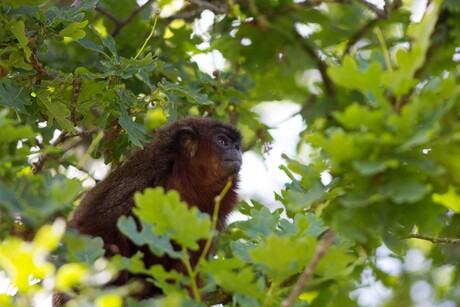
[1,0,460,306]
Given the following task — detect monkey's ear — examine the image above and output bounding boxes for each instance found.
[177,127,198,158]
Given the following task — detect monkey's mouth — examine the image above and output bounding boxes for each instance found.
[223,158,242,174]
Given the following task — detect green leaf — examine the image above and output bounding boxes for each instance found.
[249,234,314,281]
[115,87,147,147]
[9,20,32,60]
[379,179,430,204]
[160,79,211,105]
[55,263,88,291]
[0,79,31,113]
[33,219,66,253]
[0,123,34,144]
[51,178,81,204]
[232,205,281,238]
[5,0,48,7]
[340,189,379,208]
[381,0,441,96]
[398,94,456,151]
[90,25,119,60]
[59,20,88,40]
[0,235,55,292]
[334,103,385,132]
[201,257,264,299]
[75,37,106,55]
[95,294,123,307]
[36,91,74,131]
[64,231,105,264]
[133,188,212,251]
[327,57,385,107]
[117,216,183,258]
[280,181,326,213]
[432,186,460,213]
[147,265,185,294]
[353,159,399,176]
[117,104,147,148]
[307,129,360,163]
[119,53,156,79]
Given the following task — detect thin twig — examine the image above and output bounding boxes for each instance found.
[31,129,97,173]
[199,180,233,262]
[134,10,160,59]
[30,47,59,79]
[343,19,378,56]
[404,233,460,245]
[111,0,156,36]
[357,0,386,18]
[95,5,121,25]
[187,0,227,14]
[296,32,335,96]
[282,230,335,307]
[32,131,68,173]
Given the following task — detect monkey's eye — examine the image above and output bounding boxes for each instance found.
[217,136,228,146]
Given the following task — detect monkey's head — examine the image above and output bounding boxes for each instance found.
[176,117,242,181]
[152,117,242,187]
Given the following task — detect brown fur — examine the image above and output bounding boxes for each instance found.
[53,117,242,305]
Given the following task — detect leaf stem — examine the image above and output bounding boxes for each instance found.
[263,280,280,307]
[181,246,201,301]
[374,26,392,72]
[199,180,233,261]
[182,180,233,301]
[134,10,160,60]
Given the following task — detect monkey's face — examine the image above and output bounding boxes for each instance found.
[212,131,242,177]
[176,121,242,182]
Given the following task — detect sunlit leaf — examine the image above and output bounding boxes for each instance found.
[133,188,211,250]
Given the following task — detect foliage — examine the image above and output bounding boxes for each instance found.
[1,0,460,306]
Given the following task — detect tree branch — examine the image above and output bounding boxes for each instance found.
[96,0,156,37]
[404,233,460,244]
[32,130,68,174]
[30,47,59,79]
[296,33,335,96]
[95,5,122,26]
[357,0,387,18]
[282,230,335,307]
[32,129,97,174]
[187,0,227,14]
[343,19,378,57]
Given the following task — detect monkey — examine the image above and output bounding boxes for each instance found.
[52,117,242,305]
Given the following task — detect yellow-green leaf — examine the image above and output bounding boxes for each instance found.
[59,21,88,40]
[432,186,460,213]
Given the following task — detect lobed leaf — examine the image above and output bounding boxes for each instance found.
[133,188,212,251]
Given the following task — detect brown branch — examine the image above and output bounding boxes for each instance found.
[30,47,59,79]
[343,19,378,57]
[295,32,335,96]
[111,0,156,36]
[357,0,387,18]
[95,5,122,26]
[282,230,335,307]
[32,130,69,174]
[32,129,97,173]
[187,0,227,14]
[167,10,203,21]
[96,0,157,37]
[263,0,349,20]
[404,233,460,245]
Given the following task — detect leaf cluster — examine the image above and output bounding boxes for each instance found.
[2,0,460,306]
